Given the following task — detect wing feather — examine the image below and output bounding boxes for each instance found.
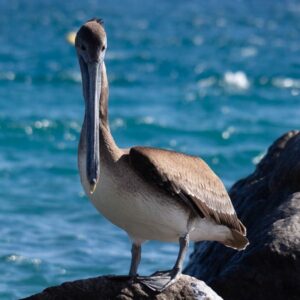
[129,146,246,235]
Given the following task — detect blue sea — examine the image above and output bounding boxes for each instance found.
[1,0,300,298]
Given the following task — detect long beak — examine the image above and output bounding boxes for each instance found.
[79,57,102,193]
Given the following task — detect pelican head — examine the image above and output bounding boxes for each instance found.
[75,19,107,193]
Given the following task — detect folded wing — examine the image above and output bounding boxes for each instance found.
[129,146,246,235]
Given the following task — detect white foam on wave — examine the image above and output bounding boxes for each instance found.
[60,71,81,83]
[197,77,216,88]
[69,121,81,132]
[223,71,250,90]
[222,126,235,140]
[68,72,81,83]
[24,126,33,135]
[0,71,15,81]
[106,51,129,61]
[64,132,76,141]
[194,64,206,75]
[7,254,41,266]
[138,116,154,125]
[111,118,125,129]
[252,151,266,165]
[241,47,257,57]
[193,35,204,46]
[272,77,300,89]
[184,92,196,102]
[34,119,52,129]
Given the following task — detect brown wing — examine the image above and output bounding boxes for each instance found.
[129,146,246,235]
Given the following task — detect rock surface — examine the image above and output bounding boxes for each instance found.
[22,274,222,300]
[185,130,300,300]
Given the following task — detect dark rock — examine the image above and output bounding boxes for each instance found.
[22,274,222,300]
[185,130,300,300]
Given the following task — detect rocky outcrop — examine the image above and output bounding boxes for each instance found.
[185,130,300,300]
[22,274,222,300]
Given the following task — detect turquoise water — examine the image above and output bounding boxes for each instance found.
[1,0,300,298]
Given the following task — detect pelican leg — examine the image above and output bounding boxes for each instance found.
[129,243,141,276]
[138,233,189,292]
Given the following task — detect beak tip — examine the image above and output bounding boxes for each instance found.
[89,179,98,194]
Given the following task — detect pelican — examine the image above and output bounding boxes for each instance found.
[75,19,249,291]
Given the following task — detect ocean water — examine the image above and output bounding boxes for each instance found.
[1,0,300,298]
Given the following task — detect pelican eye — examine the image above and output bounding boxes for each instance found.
[81,44,86,51]
[101,45,106,51]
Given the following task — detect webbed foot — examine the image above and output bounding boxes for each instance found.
[136,268,181,292]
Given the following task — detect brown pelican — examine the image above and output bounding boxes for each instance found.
[75,19,249,291]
